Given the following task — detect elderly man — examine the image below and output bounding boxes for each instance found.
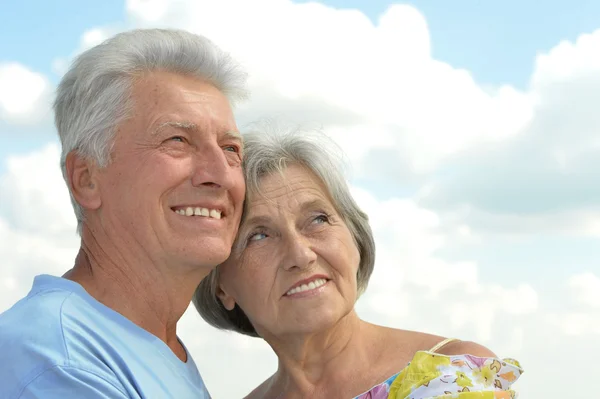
[0,29,247,398]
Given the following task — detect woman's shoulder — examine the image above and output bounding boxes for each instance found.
[388,349,523,398]
[376,326,496,357]
[365,327,523,398]
[433,338,497,357]
[383,331,523,398]
[375,326,449,354]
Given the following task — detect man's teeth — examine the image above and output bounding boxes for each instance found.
[175,207,222,219]
[286,279,327,296]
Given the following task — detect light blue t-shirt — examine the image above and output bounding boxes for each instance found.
[0,275,211,399]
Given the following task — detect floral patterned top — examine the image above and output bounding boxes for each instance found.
[354,343,523,399]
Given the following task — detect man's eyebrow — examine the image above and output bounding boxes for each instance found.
[222,130,243,142]
[152,121,197,135]
[152,121,242,142]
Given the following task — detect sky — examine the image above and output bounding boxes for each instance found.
[1,1,599,398]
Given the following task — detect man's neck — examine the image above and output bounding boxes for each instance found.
[64,229,208,362]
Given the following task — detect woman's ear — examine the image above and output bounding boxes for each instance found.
[216,284,236,311]
[66,151,102,210]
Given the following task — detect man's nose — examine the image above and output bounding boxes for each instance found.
[190,143,237,190]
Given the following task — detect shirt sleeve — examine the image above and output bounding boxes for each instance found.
[17,366,131,399]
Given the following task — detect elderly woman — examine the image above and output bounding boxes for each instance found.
[194,128,523,399]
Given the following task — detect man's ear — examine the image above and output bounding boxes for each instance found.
[65,151,102,211]
[216,284,236,311]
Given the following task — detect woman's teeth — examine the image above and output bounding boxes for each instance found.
[286,279,327,296]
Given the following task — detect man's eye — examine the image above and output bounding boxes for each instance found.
[223,145,240,153]
[169,136,185,143]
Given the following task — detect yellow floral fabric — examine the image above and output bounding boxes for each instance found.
[355,351,523,399]
[387,352,523,399]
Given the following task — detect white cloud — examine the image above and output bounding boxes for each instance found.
[0,144,79,305]
[424,205,600,239]
[0,144,75,234]
[51,27,115,78]
[81,28,112,50]
[569,272,600,308]
[346,188,541,350]
[548,311,600,336]
[531,28,600,88]
[127,0,171,22]
[0,63,52,126]
[418,29,600,233]
[51,58,69,77]
[123,0,534,176]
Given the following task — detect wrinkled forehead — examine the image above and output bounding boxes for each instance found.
[241,165,333,222]
[129,71,238,130]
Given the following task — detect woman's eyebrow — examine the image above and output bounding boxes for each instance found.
[299,198,331,213]
[241,214,271,228]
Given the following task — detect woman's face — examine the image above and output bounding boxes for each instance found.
[217,164,361,338]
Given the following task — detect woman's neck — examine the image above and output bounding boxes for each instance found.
[264,312,381,398]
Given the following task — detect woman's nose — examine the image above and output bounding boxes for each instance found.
[281,233,317,271]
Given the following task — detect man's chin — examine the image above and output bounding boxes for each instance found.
[177,244,231,268]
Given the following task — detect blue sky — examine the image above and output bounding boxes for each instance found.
[3,0,600,88]
[0,0,123,81]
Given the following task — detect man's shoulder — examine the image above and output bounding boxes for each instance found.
[0,281,113,362]
[0,276,105,340]
[0,287,82,397]
[0,287,75,347]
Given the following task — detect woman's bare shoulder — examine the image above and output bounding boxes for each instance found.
[373,325,496,358]
[382,327,497,357]
[375,325,444,351]
[365,325,446,370]
[435,339,497,357]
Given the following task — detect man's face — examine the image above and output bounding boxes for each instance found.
[93,71,245,271]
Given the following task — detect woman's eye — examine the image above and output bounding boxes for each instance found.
[312,214,329,224]
[248,232,267,242]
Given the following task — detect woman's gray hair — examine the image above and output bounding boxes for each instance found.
[194,124,376,338]
[54,28,248,234]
